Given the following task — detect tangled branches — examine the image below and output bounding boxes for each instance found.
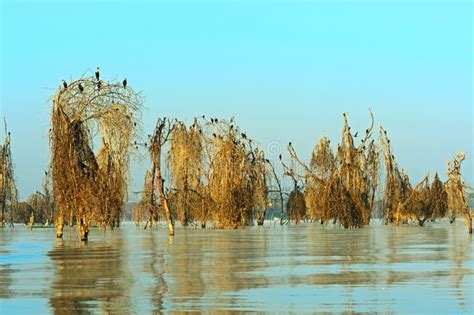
[141,117,272,233]
[446,153,472,233]
[50,70,142,240]
[282,110,379,228]
[0,119,18,227]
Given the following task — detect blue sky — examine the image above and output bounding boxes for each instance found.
[1,0,472,199]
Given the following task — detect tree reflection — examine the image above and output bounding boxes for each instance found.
[48,235,131,314]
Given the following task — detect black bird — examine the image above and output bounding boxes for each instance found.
[215,118,218,123]
[123,78,127,89]
[211,118,214,123]
[354,131,358,138]
[95,67,100,80]
[289,141,292,146]
[230,125,234,130]
[134,122,137,127]
[44,171,48,176]
[241,133,247,139]
[213,133,217,138]
[97,80,102,90]
[78,83,84,92]
[279,154,282,160]
[62,80,68,89]
[366,129,369,134]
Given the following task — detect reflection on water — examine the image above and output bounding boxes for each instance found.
[0,222,473,313]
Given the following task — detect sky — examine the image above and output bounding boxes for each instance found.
[0,0,472,200]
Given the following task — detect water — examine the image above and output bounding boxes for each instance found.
[1,222,473,314]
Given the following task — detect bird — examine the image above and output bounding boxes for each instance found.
[78,83,84,92]
[289,141,292,146]
[354,131,358,138]
[44,171,48,176]
[215,118,218,123]
[279,154,282,160]
[95,67,100,80]
[97,80,102,90]
[366,129,369,134]
[62,80,68,89]
[123,78,127,89]
[230,125,234,130]
[241,133,247,139]
[213,133,217,138]
[211,118,214,123]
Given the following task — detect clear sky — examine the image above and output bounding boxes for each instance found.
[1,0,472,200]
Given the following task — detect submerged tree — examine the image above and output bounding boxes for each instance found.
[148,118,176,235]
[168,119,204,226]
[446,153,472,234]
[0,119,18,227]
[50,70,142,240]
[282,110,378,228]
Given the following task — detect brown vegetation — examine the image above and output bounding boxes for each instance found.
[282,111,379,228]
[0,119,18,227]
[50,70,142,240]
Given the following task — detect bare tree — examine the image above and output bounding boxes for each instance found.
[50,70,142,240]
[0,118,18,228]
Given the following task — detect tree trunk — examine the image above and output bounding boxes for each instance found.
[156,162,174,236]
[56,215,64,238]
[257,198,267,226]
[78,217,89,241]
[0,201,4,228]
[464,213,472,234]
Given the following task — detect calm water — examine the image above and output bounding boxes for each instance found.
[1,221,473,314]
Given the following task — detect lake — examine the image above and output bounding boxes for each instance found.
[1,221,473,314]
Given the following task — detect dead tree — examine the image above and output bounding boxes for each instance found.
[50,70,142,240]
[446,152,472,234]
[148,118,176,236]
[0,119,18,228]
[168,119,204,226]
[281,110,378,228]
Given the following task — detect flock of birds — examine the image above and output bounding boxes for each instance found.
[61,67,128,92]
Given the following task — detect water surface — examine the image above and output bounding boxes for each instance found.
[1,222,473,313]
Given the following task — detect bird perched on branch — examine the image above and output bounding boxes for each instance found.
[78,83,84,92]
[62,80,68,89]
[97,80,102,90]
[241,132,247,139]
[123,78,127,89]
[95,67,100,80]
[354,131,358,138]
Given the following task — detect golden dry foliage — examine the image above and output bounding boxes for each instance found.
[0,119,18,227]
[381,128,451,227]
[446,153,472,233]
[286,175,306,224]
[430,173,448,220]
[305,136,336,222]
[50,71,142,240]
[380,127,412,224]
[207,122,256,228]
[283,111,379,228]
[168,119,204,226]
[148,118,176,235]
[146,117,271,230]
